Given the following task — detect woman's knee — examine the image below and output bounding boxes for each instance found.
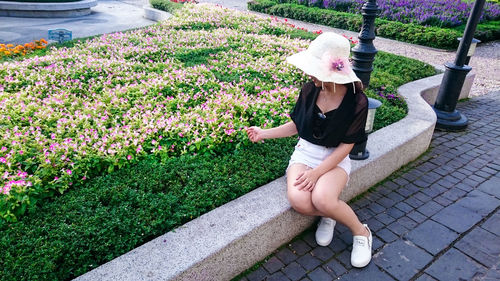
[287,192,315,215]
[311,191,341,214]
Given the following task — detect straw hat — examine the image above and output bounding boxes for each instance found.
[286,32,361,84]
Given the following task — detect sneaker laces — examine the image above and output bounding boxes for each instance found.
[354,237,365,246]
[319,218,334,227]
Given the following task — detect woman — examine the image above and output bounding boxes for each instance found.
[246,32,372,268]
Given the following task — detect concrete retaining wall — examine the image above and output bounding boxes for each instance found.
[143,4,172,22]
[0,0,97,17]
[74,72,474,281]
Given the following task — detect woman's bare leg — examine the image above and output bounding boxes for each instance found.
[286,163,325,217]
[311,167,368,237]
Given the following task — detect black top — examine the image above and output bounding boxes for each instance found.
[290,81,368,148]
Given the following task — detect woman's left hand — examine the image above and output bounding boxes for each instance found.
[294,168,321,192]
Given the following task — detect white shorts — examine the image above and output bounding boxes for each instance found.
[287,138,351,176]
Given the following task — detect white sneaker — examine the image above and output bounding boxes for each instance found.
[351,224,372,268]
[315,217,336,246]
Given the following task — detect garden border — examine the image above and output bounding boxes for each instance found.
[0,0,97,17]
[73,72,474,281]
[143,3,172,22]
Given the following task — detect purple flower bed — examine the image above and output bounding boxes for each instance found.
[312,0,500,27]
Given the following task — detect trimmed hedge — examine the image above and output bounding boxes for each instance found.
[149,0,183,13]
[453,19,500,43]
[248,0,499,49]
[0,139,296,281]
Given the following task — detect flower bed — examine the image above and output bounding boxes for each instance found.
[249,0,500,49]
[300,0,500,28]
[0,3,436,223]
[0,4,312,221]
[0,39,48,59]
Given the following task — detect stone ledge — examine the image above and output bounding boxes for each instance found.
[74,72,474,281]
[143,4,172,22]
[0,0,97,17]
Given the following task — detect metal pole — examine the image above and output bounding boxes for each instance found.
[350,0,378,160]
[352,0,378,89]
[433,0,486,131]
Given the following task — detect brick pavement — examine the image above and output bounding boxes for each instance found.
[240,91,500,281]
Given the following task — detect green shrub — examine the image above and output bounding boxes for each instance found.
[0,138,296,281]
[248,0,276,11]
[366,52,435,130]
[248,0,500,49]
[454,20,500,43]
[149,0,183,13]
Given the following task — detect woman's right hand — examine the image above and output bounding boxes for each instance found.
[245,126,265,143]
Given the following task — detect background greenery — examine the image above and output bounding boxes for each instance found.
[248,0,500,49]
[0,4,435,281]
[150,0,183,13]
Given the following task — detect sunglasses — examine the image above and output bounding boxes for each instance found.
[313,112,327,139]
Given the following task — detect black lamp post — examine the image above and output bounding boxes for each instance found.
[350,0,379,160]
[350,97,382,160]
[433,0,486,131]
[351,0,379,88]
[458,37,481,65]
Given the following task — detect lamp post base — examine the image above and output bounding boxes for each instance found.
[349,140,370,160]
[433,108,468,131]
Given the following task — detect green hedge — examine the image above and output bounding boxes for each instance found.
[248,0,499,49]
[0,139,296,281]
[453,19,500,43]
[149,0,183,13]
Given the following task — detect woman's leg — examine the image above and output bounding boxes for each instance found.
[310,167,368,237]
[286,163,325,216]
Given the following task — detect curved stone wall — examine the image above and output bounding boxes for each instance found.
[0,0,97,17]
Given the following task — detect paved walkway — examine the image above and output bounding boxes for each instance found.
[240,90,500,281]
[0,0,154,45]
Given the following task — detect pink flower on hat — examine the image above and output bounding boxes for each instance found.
[321,53,351,75]
[331,59,345,72]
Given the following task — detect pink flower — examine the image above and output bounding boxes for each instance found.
[331,59,345,71]
[66,169,72,175]
[321,54,351,75]
[127,155,132,160]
